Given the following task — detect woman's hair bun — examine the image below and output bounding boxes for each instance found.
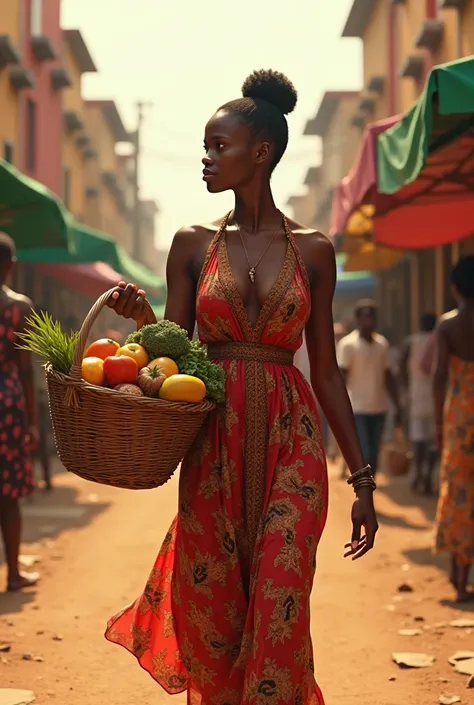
[242,69,297,116]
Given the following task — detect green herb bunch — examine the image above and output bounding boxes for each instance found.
[17,310,80,374]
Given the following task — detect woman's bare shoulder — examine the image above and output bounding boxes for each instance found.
[173,217,225,249]
[285,216,335,268]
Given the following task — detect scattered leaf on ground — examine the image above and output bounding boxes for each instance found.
[18,554,41,567]
[397,583,414,593]
[392,652,435,668]
[467,674,474,688]
[0,645,11,653]
[448,651,474,667]
[454,658,474,676]
[450,619,474,629]
[0,689,35,705]
[398,629,423,636]
[21,653,33,661]
[439,696,461,705]
[414,616,425,622]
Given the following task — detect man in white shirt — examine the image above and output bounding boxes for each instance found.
[337,300,401,476]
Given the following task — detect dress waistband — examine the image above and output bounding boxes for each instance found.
[207,342,294,366]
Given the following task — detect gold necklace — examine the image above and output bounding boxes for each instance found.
[233,222,282,283]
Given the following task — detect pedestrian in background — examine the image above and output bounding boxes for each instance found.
[337,300,401,477]
[0,233,40,591]
[400,312,438,495]
[434,256,474,603]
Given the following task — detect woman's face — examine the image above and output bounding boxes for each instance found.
[202,110,267,193]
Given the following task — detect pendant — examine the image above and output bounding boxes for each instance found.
[249,267,256,283]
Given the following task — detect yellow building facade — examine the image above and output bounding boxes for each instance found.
[0,0,23,166]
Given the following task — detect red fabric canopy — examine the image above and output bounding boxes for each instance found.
[39,262,121,298]
[330,116,400,239]
[374,128,474,249]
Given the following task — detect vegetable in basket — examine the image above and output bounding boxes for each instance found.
[17,310,79,374]
[159,374,206,403]
[137,365,167,397]
[125,320,191,360]
[177,341,226,403]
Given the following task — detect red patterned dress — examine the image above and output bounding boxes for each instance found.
[106,215,328,705]
[0,302,35,499]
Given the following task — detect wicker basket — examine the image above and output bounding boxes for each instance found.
[45,288,215,490]
[383,427,413,478]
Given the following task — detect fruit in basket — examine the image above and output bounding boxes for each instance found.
[177,341,226,403]
[148,356,179,377]
[116,343,149,370]
[125,321,191,360]
[159,374,206,403]
[103,354,138,386]
[81,357,105,386]
[137,365,167,397]
[85,338,120,360]
[114,383,144,396]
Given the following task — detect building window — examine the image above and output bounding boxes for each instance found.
[63,167,71,208]
[3,140,14,164]
[26,99,36,172]
[30,0,42,36]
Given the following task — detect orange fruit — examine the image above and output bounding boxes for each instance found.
[148,356,179,377]
[81,357,105,386]
[159,374,206,402]
[116,343,149,370]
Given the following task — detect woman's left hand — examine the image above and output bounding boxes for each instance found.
[344,487,378,560]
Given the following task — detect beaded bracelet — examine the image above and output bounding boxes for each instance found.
[346,464,372,485]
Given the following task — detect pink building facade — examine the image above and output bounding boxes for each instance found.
[20,0,67,195]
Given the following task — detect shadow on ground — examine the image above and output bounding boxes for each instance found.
[0,457,110,613]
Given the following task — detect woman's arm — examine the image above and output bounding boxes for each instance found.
[304,237,365,475]
[108,226,202,335]
[163,227,200,337]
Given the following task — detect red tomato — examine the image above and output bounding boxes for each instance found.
[85,338,120,360]
[103,355,138,387]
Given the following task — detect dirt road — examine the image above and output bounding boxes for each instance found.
[1,461,473,705]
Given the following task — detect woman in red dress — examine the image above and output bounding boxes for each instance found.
[107,70,377,704]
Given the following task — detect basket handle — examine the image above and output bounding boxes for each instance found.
[69,287,157,382]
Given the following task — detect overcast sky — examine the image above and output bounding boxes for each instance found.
[62,0,361,248]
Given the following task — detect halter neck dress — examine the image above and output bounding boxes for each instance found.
[106,214,328,705]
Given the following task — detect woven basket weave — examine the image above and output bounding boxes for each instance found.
[45,288,214,490]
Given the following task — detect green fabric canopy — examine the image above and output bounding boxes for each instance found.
[18,222,166,294]
[0,159,73,250]
[377,55,474,195]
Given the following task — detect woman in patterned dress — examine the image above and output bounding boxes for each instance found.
[0,233,40,590]
[434,256,474,602]
[107,70,377,704]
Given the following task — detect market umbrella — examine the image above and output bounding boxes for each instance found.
[18,222,166,300]
[375,55,474,249]
[329,117,404,271]
[0,159,72,250]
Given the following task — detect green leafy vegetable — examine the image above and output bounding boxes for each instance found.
[177,341,226,403]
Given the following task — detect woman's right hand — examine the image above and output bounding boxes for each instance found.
[107,281,147,322]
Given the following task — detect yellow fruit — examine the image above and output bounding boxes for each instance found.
[148,356,179,377]
[116,343,149,370]
[159,374,206,403]
[81,357,105,386]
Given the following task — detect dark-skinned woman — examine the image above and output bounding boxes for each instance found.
[105,70,378,705]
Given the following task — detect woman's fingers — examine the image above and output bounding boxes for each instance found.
[106,283,144,319]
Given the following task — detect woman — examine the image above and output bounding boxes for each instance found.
[434,256,474,602]
[0,232,39,590]
[106,70,377,704]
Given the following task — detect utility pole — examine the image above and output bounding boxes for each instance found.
[132,100,152,263]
